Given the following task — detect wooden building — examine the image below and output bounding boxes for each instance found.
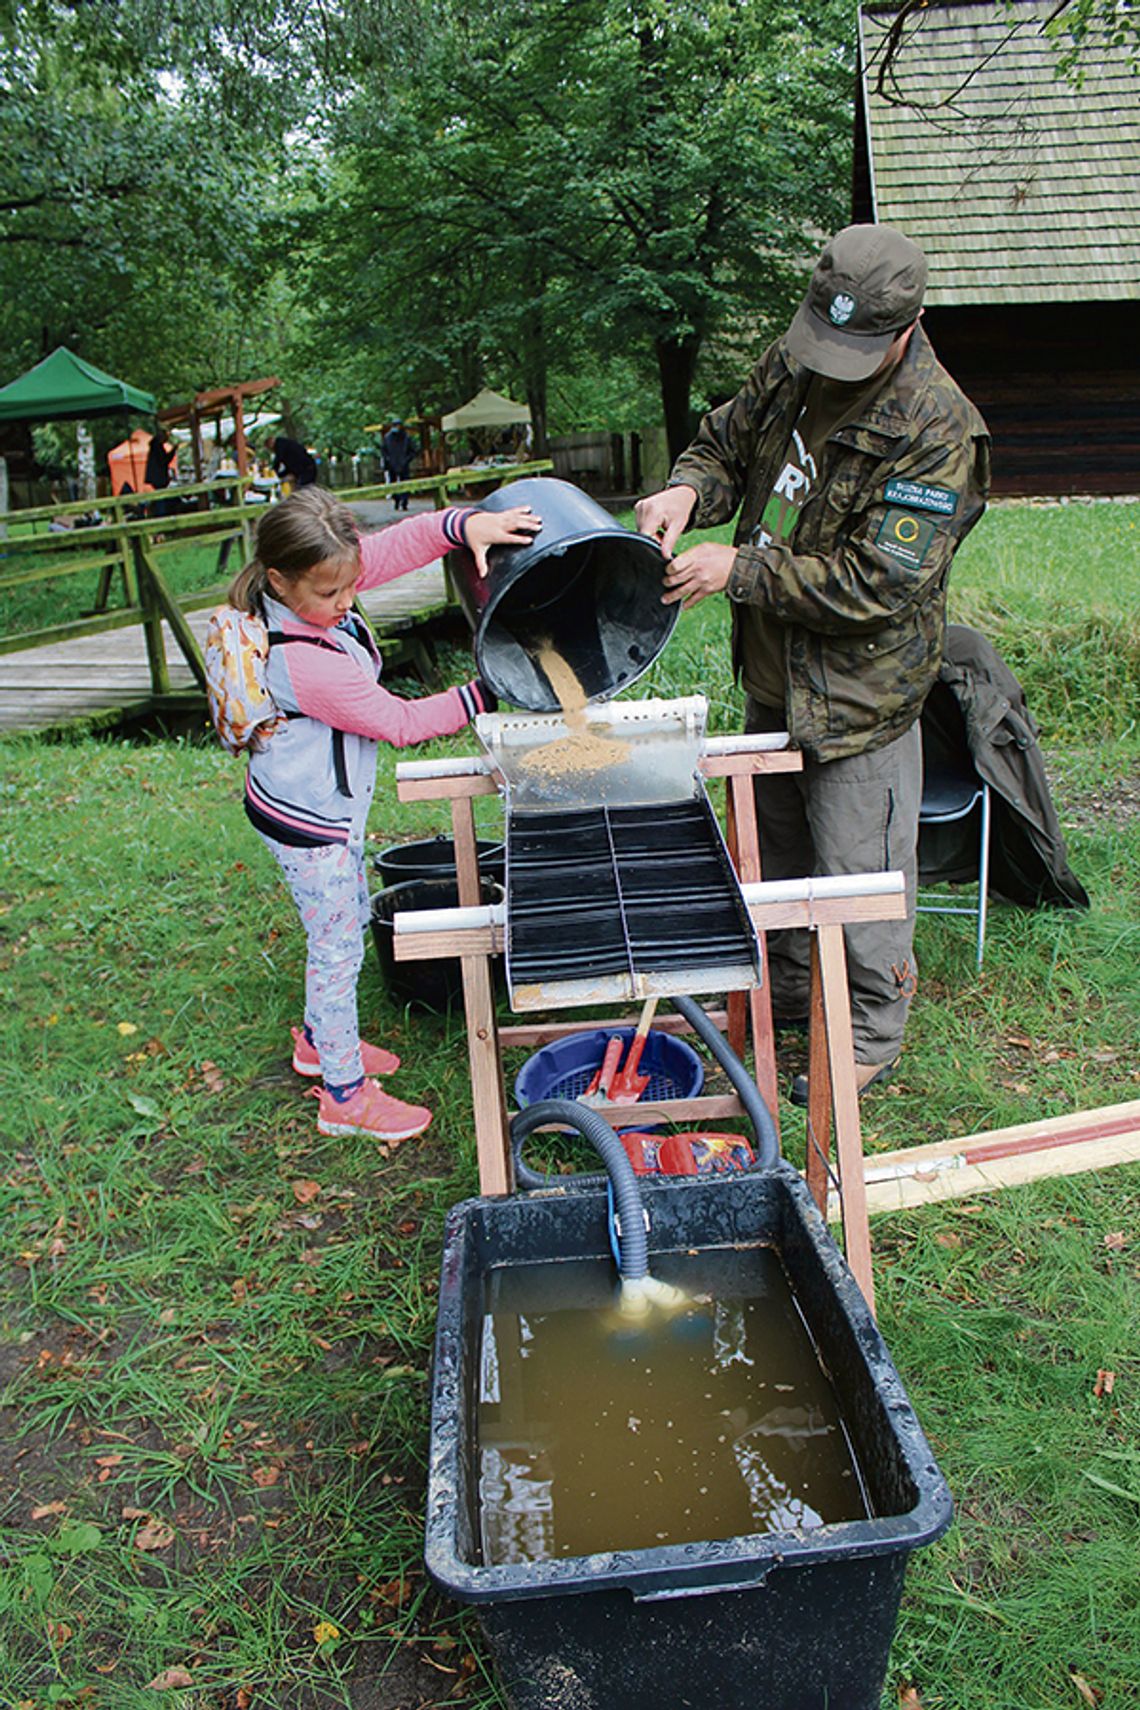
[855,1,1140,496]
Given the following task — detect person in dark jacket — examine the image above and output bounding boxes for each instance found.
[381,419,417,510]
[144,431,177,519]
[269,436,318,490]
[637,225,991,1098]
[145,432,176,491]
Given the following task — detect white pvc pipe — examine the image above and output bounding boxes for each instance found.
[740,871,905,908]
[395,755,492,781]
[704,731,791,754]
[393,901,506,934]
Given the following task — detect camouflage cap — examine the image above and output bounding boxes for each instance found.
[786,224,927,382]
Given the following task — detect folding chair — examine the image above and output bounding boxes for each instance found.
[917,756,992,967]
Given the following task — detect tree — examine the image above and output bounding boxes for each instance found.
[296,0,854,461]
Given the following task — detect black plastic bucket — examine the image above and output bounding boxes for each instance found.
[370,876,501,1012]
[448,476,676,710]
[371,835,505,889]
[426,1164,953,1710]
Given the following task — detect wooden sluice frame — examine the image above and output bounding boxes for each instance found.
[394,736,907,1313]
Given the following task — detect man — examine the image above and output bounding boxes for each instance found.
[269,435,318,490]
[636,224,990,1100]
[381,418,417,510]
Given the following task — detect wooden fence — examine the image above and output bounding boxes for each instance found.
[0,462,552,707]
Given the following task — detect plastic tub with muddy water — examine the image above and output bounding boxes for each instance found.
[425,1163,952,1710]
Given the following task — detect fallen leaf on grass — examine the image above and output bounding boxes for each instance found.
[1069,1668,1102,1706]
[31,1502,67,1519]
[46,1620,73,1647]
[127,1092,162,1120]
[1093,1370,1116,1398]
[1104,1232,1126,1250]
[116,1022,139,1037]
[898,1687,924,1707]
[134,1521,175,1551]
[145,1668,193,1690]
[312,1621,340,1646]
[251,1465,282,1488]
[292,1179,321,1204]
[935,1233,962,1249]
[199,1060,226,1092]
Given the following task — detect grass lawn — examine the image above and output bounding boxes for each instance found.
[1,496,1138,1708]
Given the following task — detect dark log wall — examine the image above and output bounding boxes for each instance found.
[920,302,1140,497]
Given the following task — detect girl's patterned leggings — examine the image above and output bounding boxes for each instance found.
[261,834,370,1088]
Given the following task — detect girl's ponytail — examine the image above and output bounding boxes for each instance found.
[228,555,270,615]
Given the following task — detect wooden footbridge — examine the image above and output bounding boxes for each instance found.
[0,463,551,736]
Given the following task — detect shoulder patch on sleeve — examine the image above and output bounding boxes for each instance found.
[876,508,937,569]
[883,478,958,515]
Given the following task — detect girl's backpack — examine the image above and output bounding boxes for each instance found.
[204,605,287,755]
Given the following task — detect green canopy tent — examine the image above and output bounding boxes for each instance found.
[0,346,155,423]
[0,347,157,514]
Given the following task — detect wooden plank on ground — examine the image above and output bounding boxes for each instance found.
[826,1099,1140,1220]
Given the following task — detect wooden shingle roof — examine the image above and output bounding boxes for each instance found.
[858,0,1140,304]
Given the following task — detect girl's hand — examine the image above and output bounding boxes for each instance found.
[466,505,542,577]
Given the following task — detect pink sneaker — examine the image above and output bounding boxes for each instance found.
[312,1079,431,1142]
[291,1026,400,1079]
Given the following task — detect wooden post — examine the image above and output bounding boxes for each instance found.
[804,935,834,1217]
[815,922,875,1313]
[135,542,206,687]
[132,536,170,696]
[724,770,780,1138]
[450,792,512,1190]
[233,396,249,480]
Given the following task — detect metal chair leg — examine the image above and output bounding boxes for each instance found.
[976,782,992,967]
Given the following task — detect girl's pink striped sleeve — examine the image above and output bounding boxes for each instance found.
[281,644,472,747]
[356,508,475,591]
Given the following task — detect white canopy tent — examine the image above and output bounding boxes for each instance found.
[168,410,281,447]
[440,388,531,431]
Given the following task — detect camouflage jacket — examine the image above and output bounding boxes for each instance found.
[669,325,991,760]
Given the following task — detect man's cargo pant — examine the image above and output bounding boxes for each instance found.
[745,697,921,1067]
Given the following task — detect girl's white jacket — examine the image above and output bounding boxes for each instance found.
[244,507,485,849]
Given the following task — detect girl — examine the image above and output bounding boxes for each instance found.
[225,485,539,1142]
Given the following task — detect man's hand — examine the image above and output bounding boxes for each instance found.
[661,543,736,610]
[635,484,698,558]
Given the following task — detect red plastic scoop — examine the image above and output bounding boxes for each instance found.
[608,998,659,1105]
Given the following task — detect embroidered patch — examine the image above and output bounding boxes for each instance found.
[829,292,856,325]
[883,478,958,516]
[876,508,937,569]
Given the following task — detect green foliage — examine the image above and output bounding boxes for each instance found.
[1045,0,1140,77]
[290,0,855,450]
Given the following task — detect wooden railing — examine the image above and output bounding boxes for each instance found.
[0,460,552,698]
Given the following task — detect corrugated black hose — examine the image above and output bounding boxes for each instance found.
[668,994,780,1168]
[508,1099,649,1282]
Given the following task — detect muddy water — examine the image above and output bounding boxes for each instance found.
[474,1247,869,1566]
[518,642,630,778]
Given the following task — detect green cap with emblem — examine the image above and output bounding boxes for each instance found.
[786,224,927,383]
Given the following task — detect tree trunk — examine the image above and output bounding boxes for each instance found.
[656,330,703,468]
[520,272,548,457]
